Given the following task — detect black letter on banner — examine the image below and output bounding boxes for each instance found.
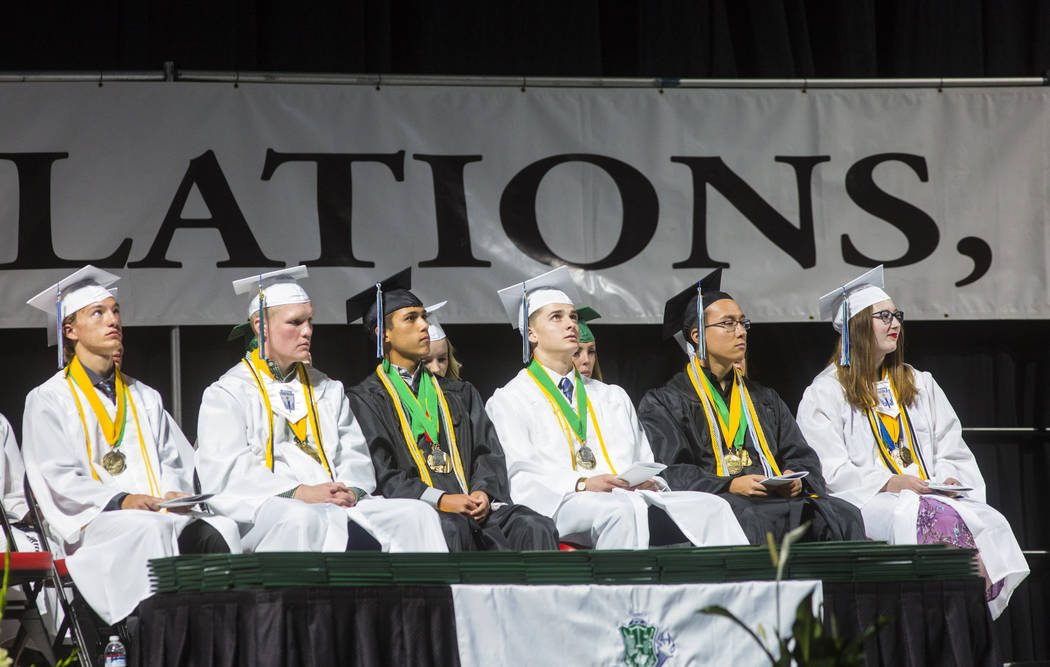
[499,154,657,269]
[262,150,407,268]
[669,156,829,269]
[130,151,281,269]
[413,154,491,267]
[842,153,939,267]
[0,153,131,268]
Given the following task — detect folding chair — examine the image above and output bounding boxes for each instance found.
[19,477,99,666]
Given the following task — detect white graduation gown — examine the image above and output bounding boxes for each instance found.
[797,364,1029,618]
[22,370,243,624]
[485,369,746,549]
[196,359,446,553]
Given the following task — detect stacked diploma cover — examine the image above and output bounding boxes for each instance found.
[149,542,979,594]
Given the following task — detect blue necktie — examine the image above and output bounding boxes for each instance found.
[97,379,116,403]
[558,377,574,403]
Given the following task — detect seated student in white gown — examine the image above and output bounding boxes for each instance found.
[571,306,603,381]
[196,266,447,553]
[418,300,465,380]
[22,266,242,625]
[1,413,37,552]
[0,411,63,642]
[484,266,747,550]
[796,266,1029,619]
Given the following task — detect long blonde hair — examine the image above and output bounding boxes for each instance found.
[445,339,464,380]
[830,304,918,410]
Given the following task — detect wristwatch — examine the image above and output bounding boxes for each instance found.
[575,477,588,493]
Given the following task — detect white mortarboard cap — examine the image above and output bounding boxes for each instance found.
[26,265,121,354]
[424,301,448,342]
[232,265,311,319]
[497,266,580,364]
[497,266,579,331]
[818,265,889,367]
[817,265,889,333]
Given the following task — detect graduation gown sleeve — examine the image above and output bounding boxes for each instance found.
[454,380,512,503]
[197,377,306,525]
[348,375,512,504]
[485,372,583,518]
[915,371,986,500]
[347,376,436,502]
[796,367,895,508]
[637,376,733,494]
[758,388,829,496]
[0,413,28,520]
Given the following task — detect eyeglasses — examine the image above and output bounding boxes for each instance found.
[872,309,905,325]
[705,319,751,332]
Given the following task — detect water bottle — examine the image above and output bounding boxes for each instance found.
[103,634,127,667]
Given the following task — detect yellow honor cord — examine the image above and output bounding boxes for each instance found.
[527,370,616,474]
[686,360,781,478]
[375,366,468,491]
[64,357,159,493]
[869,373,928,481]
[687,359,728,476]
[695,365,745,449]
[242,350,333,480]
[736,369,782,477]
[68,357,127,447]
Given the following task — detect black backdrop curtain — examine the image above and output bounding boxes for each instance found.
[2,1,1050,78]
[0,0,1048,661]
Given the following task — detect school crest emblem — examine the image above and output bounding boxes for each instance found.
[620,611,676,667]
[279,388,295,411]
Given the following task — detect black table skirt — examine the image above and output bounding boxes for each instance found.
[824,580,999,667]
[133,580,997,667]
[131,586,461,667]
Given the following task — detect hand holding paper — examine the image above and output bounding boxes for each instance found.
[616,462,667,487]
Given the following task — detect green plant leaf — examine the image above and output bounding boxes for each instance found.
[776,521,811,582]
[766,532,779,569]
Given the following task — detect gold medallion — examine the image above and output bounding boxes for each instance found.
[101,449,127,475]
[900,448,913,467]
[891,448,903,468]
[427,445,451,474]
[293,437,323,465]
[725,452,742,476]
[575,446,597,470]
[740,449,752,468]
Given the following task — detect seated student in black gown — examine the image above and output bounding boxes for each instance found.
[637,269,865,545]
[345,269,559,552]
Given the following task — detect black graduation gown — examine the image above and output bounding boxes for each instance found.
[638,367,865,545]
[348,372,558,551]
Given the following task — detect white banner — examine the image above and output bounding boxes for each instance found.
[0,83,1047,328]
[451,581,822,666]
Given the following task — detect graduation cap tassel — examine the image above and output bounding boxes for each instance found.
[257,275,266,360]
[839,287,851,367]
[696,281,706,361]
[374,282,384,359]
[56,284,63,370]
[520,282,529,365]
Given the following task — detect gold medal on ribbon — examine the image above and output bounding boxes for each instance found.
[101,449,127,475]
[900,448,913,467]
[293,438,323,465]
[575,445,597,470]
[725,452,743,476]
[740,449,752,468]
[427,445,451,474]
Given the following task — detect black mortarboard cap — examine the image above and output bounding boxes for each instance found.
[345,267,423,357]
[660,269,732,357]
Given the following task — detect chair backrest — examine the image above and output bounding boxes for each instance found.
[22,475,58,555]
